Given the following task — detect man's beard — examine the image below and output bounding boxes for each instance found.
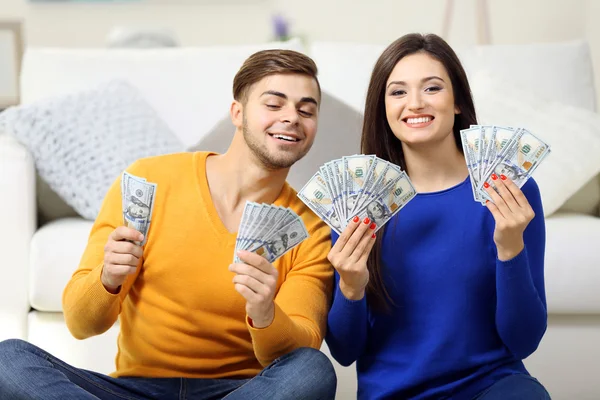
[242,116,310,170]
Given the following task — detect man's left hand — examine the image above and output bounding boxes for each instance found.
[229,250,279,328]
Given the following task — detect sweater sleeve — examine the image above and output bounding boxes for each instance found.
[324,231,369,367]
[495,178,548,359]
[247,216,334,367]
[62,161,145,340]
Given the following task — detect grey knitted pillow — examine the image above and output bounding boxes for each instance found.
[0,81,183,220]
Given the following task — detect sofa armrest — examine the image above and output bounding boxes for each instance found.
[0,134,36,340]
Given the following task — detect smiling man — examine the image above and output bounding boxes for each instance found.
[0,50,337,400]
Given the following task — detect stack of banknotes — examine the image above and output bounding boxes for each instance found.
[460,125,551,204]
[234,202,309,263]
[121,172,157,246]
[297,155,417,235]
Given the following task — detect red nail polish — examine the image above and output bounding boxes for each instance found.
[483,182,490,188]
[363,217,370,224]
[370,222,376,230]
[491,174,498,180]
[372,233,376,239]
[486,200,490,204]
[353,216,359,223]
[500,174,507,180]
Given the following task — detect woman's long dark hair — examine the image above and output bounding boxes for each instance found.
[362,33,478,312]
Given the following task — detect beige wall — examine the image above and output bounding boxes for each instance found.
[0,0,588,47]
[0,0,598,104]
[586,0,600,107]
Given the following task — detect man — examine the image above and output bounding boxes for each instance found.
[0,49,336,399]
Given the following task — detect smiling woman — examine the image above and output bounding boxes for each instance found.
[325,33,550,400]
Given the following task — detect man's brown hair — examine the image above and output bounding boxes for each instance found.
[233,49,321,104]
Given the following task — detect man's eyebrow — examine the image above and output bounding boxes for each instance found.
[261,90,287,99]
[261,90,318,106]
[386,76,445,89]
[300,97,318,106]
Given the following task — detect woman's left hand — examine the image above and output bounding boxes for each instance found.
[483,173,535,261]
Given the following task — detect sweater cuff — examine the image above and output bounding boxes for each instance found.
[497,247,530,279]
[335,289,368,314]
[85,263,122,308]
[246,303,292,348]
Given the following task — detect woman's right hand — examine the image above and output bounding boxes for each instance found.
[327,216,377,300]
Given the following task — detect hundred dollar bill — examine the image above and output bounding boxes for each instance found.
[479,128,551,201]
[331,160,346,220]
[351,157,388,216]
[353,172,417,232]
[480,126,517,182]
[238,203,263,255]
[234,201,254,259]
[342,154,374,225]
[234,203,309,264]
[250,218,309,263]
[460,127,483,202]
[297,171,343,234]
[244,205,282,254]
[121,171,157,245]
[353,159,403,219]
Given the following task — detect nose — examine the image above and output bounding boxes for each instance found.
[280,105,300,125]
[407,91,425,111]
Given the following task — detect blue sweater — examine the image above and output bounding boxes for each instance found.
[326,177,547,400]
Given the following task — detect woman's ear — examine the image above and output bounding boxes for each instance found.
[454,105,461,115]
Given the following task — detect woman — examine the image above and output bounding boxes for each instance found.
[325,33,549,399]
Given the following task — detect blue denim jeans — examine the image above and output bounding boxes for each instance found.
[474,373,551,399]
[0,339,336,400]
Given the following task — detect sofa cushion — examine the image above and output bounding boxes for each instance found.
[30,212,600,316]
[188,91,363,192]
[544,213,600,314]
[28,311,119,374]
[1,81,184,220]
[30,218,94,312]
[557,175,600,217]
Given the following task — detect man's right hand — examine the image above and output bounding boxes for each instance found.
[327,216,377,301]
[101,226,144,294]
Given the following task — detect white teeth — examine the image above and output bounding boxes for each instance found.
[273,134,298,142]
[407,117,432,124]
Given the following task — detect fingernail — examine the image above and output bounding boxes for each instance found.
[363,217,370,224]
[500,174,507,180]
[139,235,144,241]
[483,182,490,188]
[353,216,359,223]
[486,200,490,204]
[370,222,376,230]
[372,233,376,239]
[491,174,498,180]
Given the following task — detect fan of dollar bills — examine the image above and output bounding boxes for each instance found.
[460,125,551,204]
[234,202,309,263]
[297,155,417,235]
[121,172,157,246]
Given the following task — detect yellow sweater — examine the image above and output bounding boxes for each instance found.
[62,152,333,379]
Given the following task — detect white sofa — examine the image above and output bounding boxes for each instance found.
[1,39,599,400]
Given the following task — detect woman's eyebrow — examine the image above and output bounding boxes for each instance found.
[386,76,445,89]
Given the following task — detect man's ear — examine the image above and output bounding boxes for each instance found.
[231,100,244,128]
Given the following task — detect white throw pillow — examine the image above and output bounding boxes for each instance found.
[0,81,184,220]
[470,71,600,217]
